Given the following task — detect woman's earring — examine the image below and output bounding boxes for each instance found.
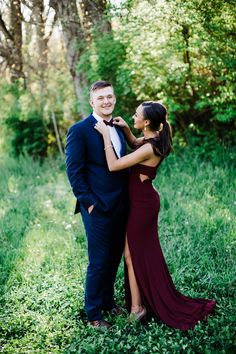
[144,126,147,131]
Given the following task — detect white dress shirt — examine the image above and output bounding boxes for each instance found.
[93,111,122,158]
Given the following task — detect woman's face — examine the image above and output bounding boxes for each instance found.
[133,105,147,130]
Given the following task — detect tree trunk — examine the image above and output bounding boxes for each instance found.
[32,0,49,108]
[49,0,87,116]
[79,0,111,40]
[49,0,112,116]
[9,0,24,82]
[0,0,25,83]
[51,111,64,158]
[182,24,197,106]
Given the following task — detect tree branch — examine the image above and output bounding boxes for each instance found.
[44,11,58,43]
[0,13,14,41]
[21,0,33,11]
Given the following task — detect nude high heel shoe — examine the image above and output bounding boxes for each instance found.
[129,305,147,323]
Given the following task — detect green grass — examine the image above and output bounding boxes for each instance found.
[0,146,235,353]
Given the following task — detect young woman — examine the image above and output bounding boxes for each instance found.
[94,101,216,330]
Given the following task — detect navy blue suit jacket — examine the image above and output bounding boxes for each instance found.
[66,114,128,215]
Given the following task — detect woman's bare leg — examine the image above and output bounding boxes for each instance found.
[124,237,142,311]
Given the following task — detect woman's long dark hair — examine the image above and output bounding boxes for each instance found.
[142,101,172,157]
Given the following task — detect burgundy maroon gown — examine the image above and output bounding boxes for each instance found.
[125,162,216,331]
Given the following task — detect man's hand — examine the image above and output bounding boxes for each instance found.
[88,205,94,214]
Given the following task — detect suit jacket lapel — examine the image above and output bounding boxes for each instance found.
[88,114,97,125]
[115,127,126,157]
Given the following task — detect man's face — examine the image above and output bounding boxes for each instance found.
[90,86,116,119]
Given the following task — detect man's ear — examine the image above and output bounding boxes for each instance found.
[89,98,94,108]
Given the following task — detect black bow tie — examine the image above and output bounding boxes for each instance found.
[103,118,114,127]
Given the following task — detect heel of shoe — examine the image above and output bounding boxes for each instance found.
[129,305,147,323]
[140,307,147,323]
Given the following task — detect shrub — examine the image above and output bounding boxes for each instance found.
[3,84,48,157]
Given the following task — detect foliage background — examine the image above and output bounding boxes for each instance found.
[0,0,235,155]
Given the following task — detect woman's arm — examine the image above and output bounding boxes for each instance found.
[94,121,153,171]
[113,117,144,149]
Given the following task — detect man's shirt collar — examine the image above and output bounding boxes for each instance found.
[93,111,113,123]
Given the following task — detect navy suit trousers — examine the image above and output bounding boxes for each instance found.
[80,205,128,321]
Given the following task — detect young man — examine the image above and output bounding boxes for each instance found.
[66,81,128,328]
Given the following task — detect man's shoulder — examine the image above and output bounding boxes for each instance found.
[69,114,93,132]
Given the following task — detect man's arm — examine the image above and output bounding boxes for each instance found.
[65,124,97,210]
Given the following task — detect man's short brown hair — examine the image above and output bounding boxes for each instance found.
[90,80,113,95]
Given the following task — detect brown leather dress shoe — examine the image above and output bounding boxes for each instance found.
[87,320,112,329]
